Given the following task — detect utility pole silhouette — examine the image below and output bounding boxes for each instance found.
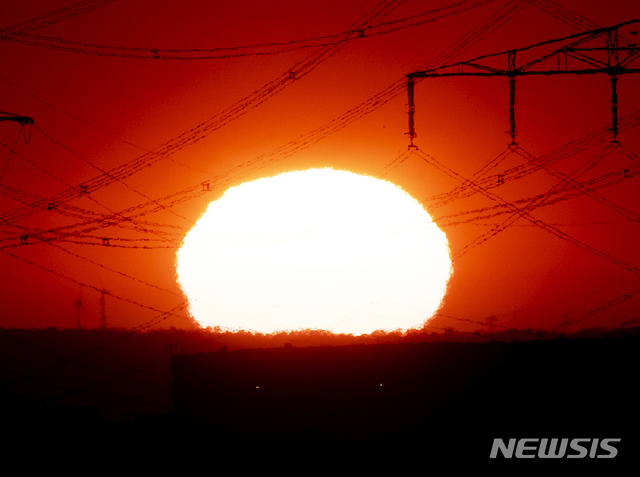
[100,289,107,329]
[487,314,495,330]
[74,298,83,329]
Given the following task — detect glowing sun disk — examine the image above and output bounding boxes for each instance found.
[176,169,452,335]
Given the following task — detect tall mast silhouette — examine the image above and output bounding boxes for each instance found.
[100,289,107,329]
[74,298,83,329]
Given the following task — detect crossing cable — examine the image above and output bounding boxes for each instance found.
[440,149,640,230]
[471,149,512,179]
[514,146,640,223]
[0,0,118,36]
[442,154,640,260]
[617,143,640,164]
[0,0,533,344]
[0,74,212,179]
[443,140,640,232]
[0,164,212,248]
[47,241,183,296]
[445,149,536,261]
[1,1,596,242]
[424,109,640,213]
[0,1,552,392]
[466,218,635,228]
[0,5,528,249]
[447,144,623,260]
[0,185,181,250]
[0,1,526,250]
[0,1,530,254]
[0,181,103,226]
[154,0,528,205]
[33,125,196,226]
[434,312,511,330]
[431,136,640,228]
[0,163,180,250]
[446,147,556,260]
[556,283,640,331]
[0,298,190,404]
[0,184,204,250]
[376,150,413,178]
[0,124,25,182]
[436,158,640,229]
[0,0,499,60]
[12,69,629,253]
[0,183,185,243]
[412,147,640,276]
[0,0,407,231]
[49,238,178,249]
[0,245,188,320]
[0,140,179,242]
[526,0,598,32]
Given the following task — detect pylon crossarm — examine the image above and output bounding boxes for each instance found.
[405,19,640,148]
[0,115,33,125]
[461,61,506,75]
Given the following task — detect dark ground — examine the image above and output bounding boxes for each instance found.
[1,327,637,470]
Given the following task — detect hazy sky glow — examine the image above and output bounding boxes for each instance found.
[177,169,452,334]
[1,1,639,334]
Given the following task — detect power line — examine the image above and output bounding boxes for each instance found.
[4,0,635,345]
[412,147,640,276]
[0,0,118,36]
[0,0,498,60]
[406,18,640,146]
[0,0,407,232]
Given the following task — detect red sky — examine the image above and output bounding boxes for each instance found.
[1,0,640,335]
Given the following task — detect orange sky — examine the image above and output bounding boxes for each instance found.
[1,0,640,336]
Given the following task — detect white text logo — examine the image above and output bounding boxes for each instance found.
[490,438,620,459]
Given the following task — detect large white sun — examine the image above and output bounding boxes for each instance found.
[176,169,452,335]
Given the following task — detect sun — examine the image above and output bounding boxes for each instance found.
[176,168,452,335]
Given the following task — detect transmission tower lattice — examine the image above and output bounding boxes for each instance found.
[406,20,640,148]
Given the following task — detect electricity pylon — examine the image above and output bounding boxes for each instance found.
[406,20,640,148]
